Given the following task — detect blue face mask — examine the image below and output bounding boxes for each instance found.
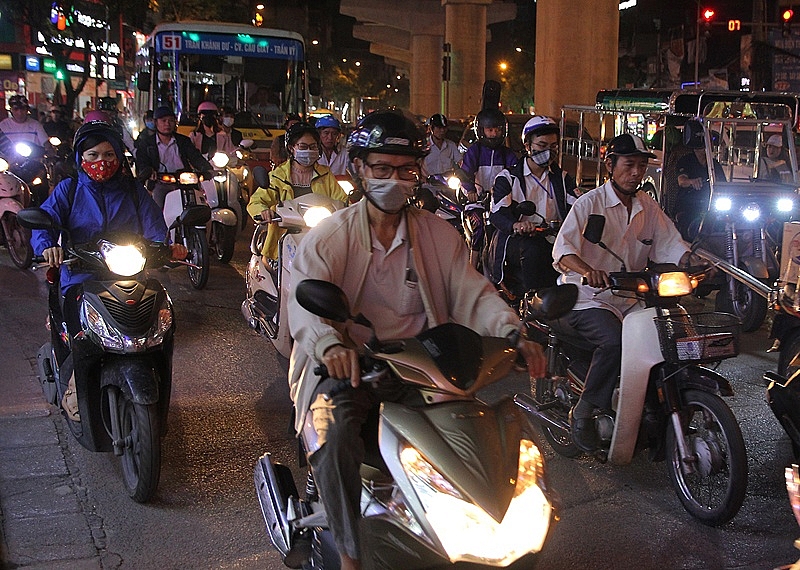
[145,120,155,130]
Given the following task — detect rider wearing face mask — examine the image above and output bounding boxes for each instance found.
[286,109,547,570]
[246,122,347,266]
[189,101,235,158]
[487,115,579,299]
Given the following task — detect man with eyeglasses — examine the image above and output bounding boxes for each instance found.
[487,115,578,300]
[286,109,546,570]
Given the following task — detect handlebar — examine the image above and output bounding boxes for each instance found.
[312,359,389,397]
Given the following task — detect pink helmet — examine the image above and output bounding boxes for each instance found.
[83,110,113,124]
[197,101,218,114]
[0,171,25,199]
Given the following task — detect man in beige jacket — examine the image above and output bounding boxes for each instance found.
[287,110,546,570]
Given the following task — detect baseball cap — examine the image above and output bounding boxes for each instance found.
[767,134,783,147]
[154,106,176,120]
[606,133,656,159]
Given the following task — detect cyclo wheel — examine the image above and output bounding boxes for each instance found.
[114,387,162,503]
[4,213,33,269]
[187,226,210,289]
[665,389,747,526]
[532,377,582,458]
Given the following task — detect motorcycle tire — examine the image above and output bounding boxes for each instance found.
[3,213,33,269]
[187,226,210,290]
[533,377,582,458]
[115,388,162,503]
[778,330,800,384]
[714,280,767,333]
[210,221,236,264]
[665,389,747,526]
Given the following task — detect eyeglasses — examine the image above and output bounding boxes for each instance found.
[365,162,420,181]
[531,141,560,151]
[295,144,320,151]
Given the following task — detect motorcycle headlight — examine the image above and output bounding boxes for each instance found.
[211,152,230,168]
[242,167,249,179]
[145,301,173,348]
[337,179,354,194]
[741,202,761,222]
[303,205,333,227]
[82,297,173,352]
[100,241,146,276]
[0,158,8,172]
[778,197,794,213]
[447,175,461,190]
[235,149,244,160]
[400,439,551,565]
[82,301,124,350]
[714,197,732,212]
[49,136,62,147]
[656,271,693,297]
[31,176,44,186]
[213,173,227,183]
[179,172,199,185]
[15,142,32,158]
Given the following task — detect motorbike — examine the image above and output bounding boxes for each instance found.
[159,171,213,289]
[0,166,33,269]
[16,205,207,502]
[515,213,748,526]
[419,171,466,236]
[254,278,576,569]
[241,192,345,359]
[202,151,245,264]
[4,140,50,206]
[43,135,74,188]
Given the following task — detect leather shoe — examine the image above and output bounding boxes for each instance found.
[569,411,599,452]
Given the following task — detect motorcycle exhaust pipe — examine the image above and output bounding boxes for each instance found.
[514,392,571,435]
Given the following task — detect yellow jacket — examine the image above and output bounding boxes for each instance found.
[246,160,348,259]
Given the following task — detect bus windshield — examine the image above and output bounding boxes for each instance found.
[136,22,306,140]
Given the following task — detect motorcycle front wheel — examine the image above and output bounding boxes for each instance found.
[210,221,236,264]
[714,278,767,333]
[114,388,162,503]
[2,213,33,269]
[187,226,210,289]
[665,389,747,526]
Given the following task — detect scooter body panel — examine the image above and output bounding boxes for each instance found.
[0,196,23,214]
[610,307,664,465]
[210,207,237,227]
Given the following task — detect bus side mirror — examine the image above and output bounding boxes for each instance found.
[137,72,151,92]
[309,77,322,98]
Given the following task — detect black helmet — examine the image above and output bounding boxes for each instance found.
[606,133,656,159]
[285,122,321,147]
[97,97,118,112]
[474,108,507,145]
[683,119,705,149]
[8,95,28,109]
[73,113,123,157]
[427,113,448,129]
[347,109,428,161]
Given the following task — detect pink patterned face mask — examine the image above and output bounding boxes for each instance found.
[81,158,120,182]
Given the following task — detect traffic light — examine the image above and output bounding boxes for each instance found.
[702,8,715,34]
[783,8,794,37]
[54,67,65,81]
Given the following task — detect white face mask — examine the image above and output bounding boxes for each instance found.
[221,117,234,127]
[293,149,318,167]
[364,177,417,213]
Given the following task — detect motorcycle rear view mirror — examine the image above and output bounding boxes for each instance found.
[173,205,211,230]
[515,200,537,218]
[525,284,578,321]
[17,207,56,230]
[584,214,606,244]
[296,279,373,329]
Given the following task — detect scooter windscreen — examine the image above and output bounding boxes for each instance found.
[415,323,483,390]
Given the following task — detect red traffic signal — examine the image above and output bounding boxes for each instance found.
[702,8,716,22]
[783,9,795,22]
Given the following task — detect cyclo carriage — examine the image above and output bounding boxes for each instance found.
[559,89,800,331]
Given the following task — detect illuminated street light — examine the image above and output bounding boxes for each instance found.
[311,39,319,45]
[499,61,508,72]
[355,61,361,67]
[256,3,265,9]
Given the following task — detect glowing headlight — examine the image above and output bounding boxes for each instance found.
[100,242,146,276]
[656,271,693,297]
[179,172,199,185]
[778,197,794,213]
[15,142,32,158]
[235,149,244,160]
[714,197,732,212]
[211,152,230,168]
[400,439,551,566]
[741,203,761,222]
[447,175,461,190]
[213,173,227,183]
[31,177,43,186]
[303,206,333,227]
[0,158,8,172]
[48,136,62,147]
[242,167,250,179]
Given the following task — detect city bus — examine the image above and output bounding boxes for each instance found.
[134,21,307,161]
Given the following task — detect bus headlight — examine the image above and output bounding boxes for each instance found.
[778,197,794,213]
[714,197,732,212]
[741,202,761,222]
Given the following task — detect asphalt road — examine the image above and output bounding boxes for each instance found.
[1,227,799,570]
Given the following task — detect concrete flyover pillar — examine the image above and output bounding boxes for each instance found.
[534,0,619,119]
[411,34,443,119]
[443,0,492,120]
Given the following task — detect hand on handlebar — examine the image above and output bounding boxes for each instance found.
[517,339,546,378]
[170,244,188,261]
[582,269,610,289]
[259,209,276,223]
[322,344,361,387]
[42,246,64,268]
[513,221,538,235]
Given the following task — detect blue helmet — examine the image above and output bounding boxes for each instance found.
[315,115,341,131]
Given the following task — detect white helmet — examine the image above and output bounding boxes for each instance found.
[521,116,559,145]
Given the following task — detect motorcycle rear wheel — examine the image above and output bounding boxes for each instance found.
[187,226,210,289]
[115,389,162,503]
[665,389,747,526]
[533,377,582,458]
[210,221,236,264]
[3,213,33,269]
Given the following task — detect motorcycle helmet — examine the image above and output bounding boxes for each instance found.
[197,101,218,114]
[522,115,559,144]
[97,97,118,113]
[8,95,28,109]
[347,109,428,161]
[474,108,507,147]
[315,115,342,131]
[605,133,656,160]
[286,122,321,147]
[73,113,124,165]
[0,171,25,198]
[683,119,705,149]
[427,113,448,129]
